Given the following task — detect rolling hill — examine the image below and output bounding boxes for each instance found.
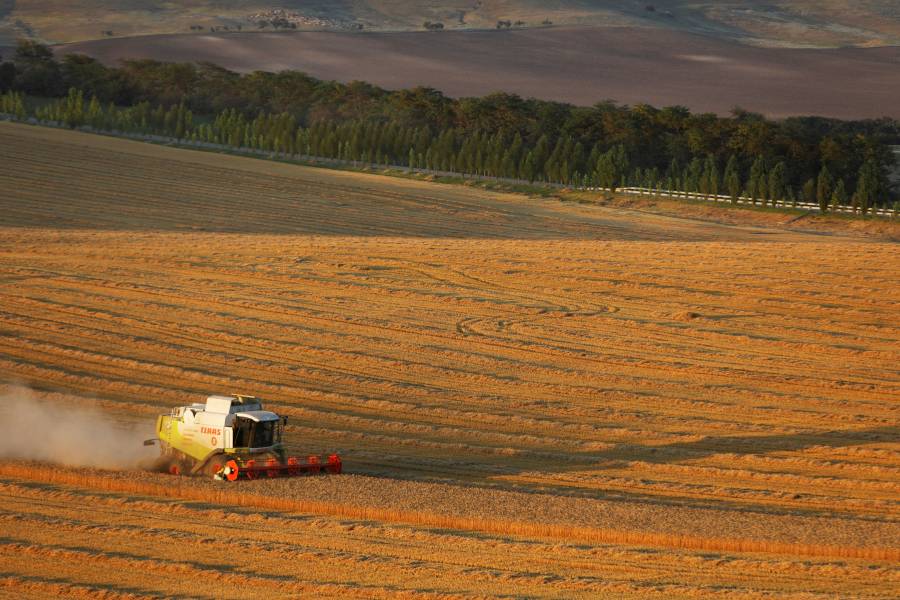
[1,1,899,47]
[5,2,899,119]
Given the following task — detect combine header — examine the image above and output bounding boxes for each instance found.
[147,394,341,480]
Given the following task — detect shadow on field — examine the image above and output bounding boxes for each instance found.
[593,424,899,467]
[348,424,898,513]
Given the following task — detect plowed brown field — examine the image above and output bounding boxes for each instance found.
[56,28,900,119]
[0,121,898,598]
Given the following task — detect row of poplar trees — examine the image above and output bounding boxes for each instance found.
[4,88,889,214]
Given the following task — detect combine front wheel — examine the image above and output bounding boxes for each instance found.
[167,459,188,476]
[223,460,240,482]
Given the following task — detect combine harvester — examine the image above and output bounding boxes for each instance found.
[147,394,341,481]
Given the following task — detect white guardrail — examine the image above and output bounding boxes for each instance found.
[2,113,897,218]
[594,187,897,218]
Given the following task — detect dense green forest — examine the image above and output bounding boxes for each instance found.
[1,40,897,211]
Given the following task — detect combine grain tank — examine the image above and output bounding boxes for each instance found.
[148,394,341,480]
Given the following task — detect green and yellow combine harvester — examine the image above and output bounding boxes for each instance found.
[146,394,342,481]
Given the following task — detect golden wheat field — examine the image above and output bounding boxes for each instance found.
[0,121,898,598]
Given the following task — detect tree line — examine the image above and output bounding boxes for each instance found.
[1,40,897,212]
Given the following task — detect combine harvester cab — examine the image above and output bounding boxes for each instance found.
[151,394,341,480]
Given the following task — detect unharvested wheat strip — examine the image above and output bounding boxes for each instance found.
[2,463,896,562]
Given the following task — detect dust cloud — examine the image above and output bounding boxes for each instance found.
[0,385,157,469]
